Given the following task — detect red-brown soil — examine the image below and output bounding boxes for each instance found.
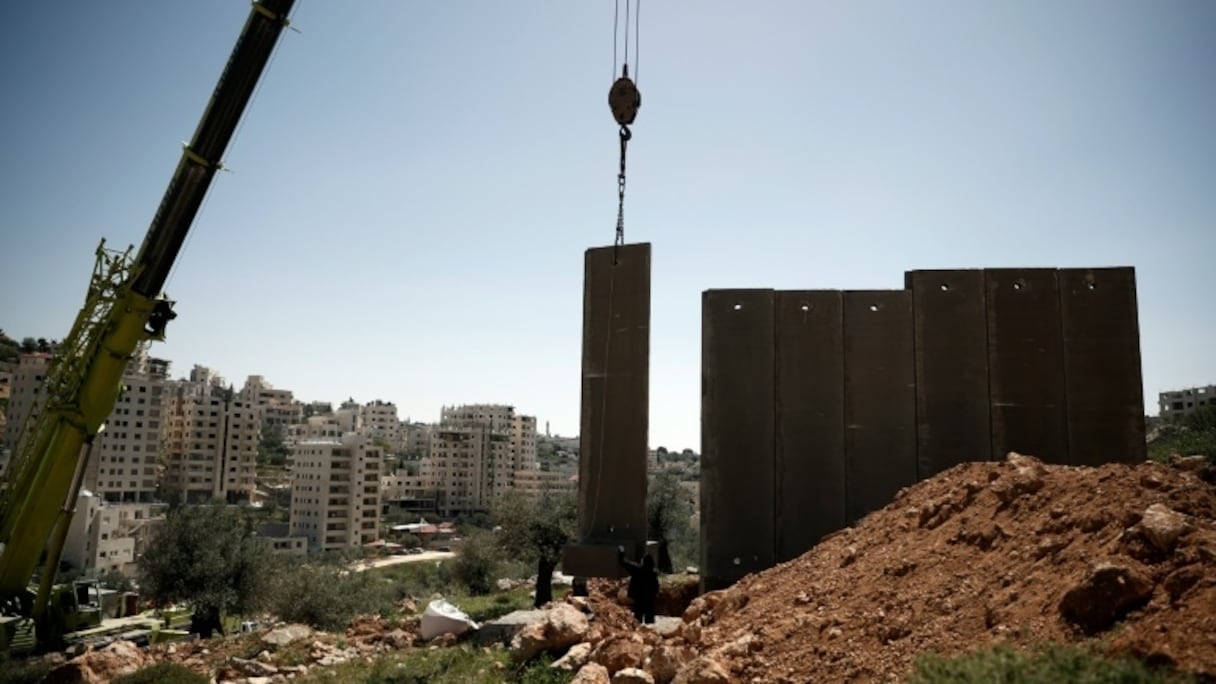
[678,454,1216,682]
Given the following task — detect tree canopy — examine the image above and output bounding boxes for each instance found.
[138,502,270,637]
[647,468,696,573]
[493,488,577,607]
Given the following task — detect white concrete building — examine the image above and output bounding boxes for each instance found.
[362,400,401,445]
[512,467,576,498]
[421,404,539,514]
[85,352,170,502]
[1,349,169,506]
[239,375,301,429]
[0,352,51,474]
[380,472,438,512]
[289,433,382,552]
[162,372,260,504]
[63,492,167,577]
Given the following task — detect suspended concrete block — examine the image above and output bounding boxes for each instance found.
[563,243,651,579]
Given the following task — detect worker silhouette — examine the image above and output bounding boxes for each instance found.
[619,546,659,624]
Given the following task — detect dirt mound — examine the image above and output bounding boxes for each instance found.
[678,453,1216,682]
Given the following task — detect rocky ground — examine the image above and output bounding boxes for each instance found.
[39,452,1216,683]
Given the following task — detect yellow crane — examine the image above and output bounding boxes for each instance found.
[0,0,297,652]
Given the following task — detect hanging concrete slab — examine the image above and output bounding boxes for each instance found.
[563,243,651,579]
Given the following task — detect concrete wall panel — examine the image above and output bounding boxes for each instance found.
[906,270,992,477]
[567,243,650,578]
[774,290,845,562]
[985,269,1068,463]
[701,289,775,591]
[1059,267,1146,465]
[843,290,916,524]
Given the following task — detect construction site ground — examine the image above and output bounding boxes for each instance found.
[30,452,1216,683]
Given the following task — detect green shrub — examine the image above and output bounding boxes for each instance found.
[370,558,457,598]
[909,643,1194,684]
[269,563,397,630]
[112,662,209,684]
[1148,406,1216,462]
[448,531,500,596]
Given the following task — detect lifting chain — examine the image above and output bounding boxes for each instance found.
[609,65,640,260]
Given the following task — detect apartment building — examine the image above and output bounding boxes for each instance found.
[0,352,50,474]
[1159,385,1216,421]
[161,369,260,503]
[63,492,167,577]
[380,472,439,513]
[1,349,169,507]
[85,352,170,502]
[421,404,538,514]
[363,400,402,448]
[513,467,576,498]
[239,375,301,429]
[289,413,348,444]
[254,522,307,556]
[401,422,431,459]
[289,433,382,552]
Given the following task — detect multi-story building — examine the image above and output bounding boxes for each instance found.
[0,366,12,402]
[1,350,169,506]
[380,472,439,513]
[239,375,301,430]
[289,414,347,443]
[401,422,431,460]
[513,467,576,498]
[162,370,260,504]
[254,522,308,556]
[84,352,170,503]
[1159,385,1216,422]
[289,433,382,552]
[421,404,538,514]
[1,352,52,474]
[63,492,167,577]
[362,400,401,448]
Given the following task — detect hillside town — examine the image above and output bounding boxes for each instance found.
[0,335,700,580]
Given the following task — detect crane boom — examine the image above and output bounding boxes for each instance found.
[0,0,296,626]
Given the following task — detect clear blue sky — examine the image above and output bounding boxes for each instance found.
[1,1,1213,451]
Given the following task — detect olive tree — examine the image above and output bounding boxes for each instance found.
[138,502,270,637]
[492,488,577,607]
[647,469,695,574]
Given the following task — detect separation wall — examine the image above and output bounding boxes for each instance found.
[700,266,1145,590]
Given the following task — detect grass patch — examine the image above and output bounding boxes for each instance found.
[436,587,534,623]
[366,559,533,621]
[909,643,1195,683]
[0,657,52,684]
[112,662,210,684]
[368,559,456,597]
